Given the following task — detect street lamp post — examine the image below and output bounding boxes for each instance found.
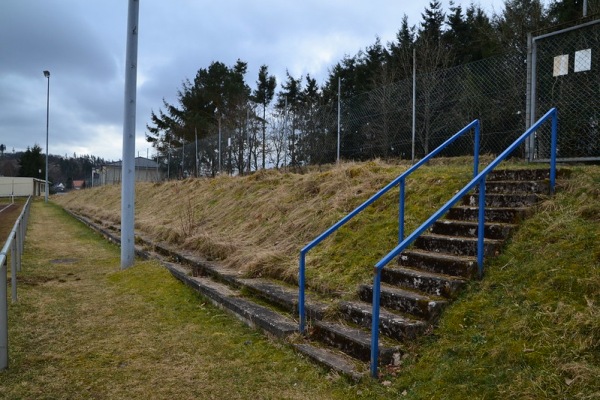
[43,70,50,203]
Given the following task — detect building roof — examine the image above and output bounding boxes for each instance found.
[104,157,159,169]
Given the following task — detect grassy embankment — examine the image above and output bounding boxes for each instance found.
[45,159,600,398]
[53,158,478,296]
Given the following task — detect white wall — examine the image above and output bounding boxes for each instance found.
[0,177,45,197]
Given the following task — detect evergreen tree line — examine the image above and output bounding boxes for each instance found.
[147,0,600,176]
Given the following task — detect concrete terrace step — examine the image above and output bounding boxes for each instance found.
[162,262,298,338]
[358,283,447,321]
[430,219,517,240]
[447,205,531,223]
[415,233,503,257]
[479,180,551,194]
[238,278,330,321]
[312,320,402,365]
[462,193,542,208]
[339,300,428,341]
[293,344,366,381]
[488,168,555,181]
[381,265,467,298]
[399,249,478,278]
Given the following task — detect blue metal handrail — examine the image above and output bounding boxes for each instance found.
[298,120,481,333]
[369,108,558,377]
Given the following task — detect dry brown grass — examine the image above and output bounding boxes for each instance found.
[54,161,402,281]
[51,157,503,294]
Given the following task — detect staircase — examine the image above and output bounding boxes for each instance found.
[291,168,558,378]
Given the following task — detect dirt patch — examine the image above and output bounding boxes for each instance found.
[18,275,57,286]
[0,202,23,242]
[50,258,78,264]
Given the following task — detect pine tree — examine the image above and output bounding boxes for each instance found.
[18,145,44,178]
[252,65,276,169]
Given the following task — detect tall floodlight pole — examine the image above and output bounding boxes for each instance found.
[195,127,199,177]
[337,77,341,164]
[218,112,222,174]
[120,0,140,269]
[411,48,416,164]
[43,70,50,203]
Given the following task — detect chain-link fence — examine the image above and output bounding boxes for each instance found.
[340,52,528,162]
[530,19,600,161]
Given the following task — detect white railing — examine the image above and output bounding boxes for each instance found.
[1,196,33,370]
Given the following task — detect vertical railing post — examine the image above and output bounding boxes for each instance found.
[550,109,558,194]
[370,267,382,378]
[16,221,21,273]
[477,178,486,278]
[473,121,480,177]
[398,179,405,244]
[0,259,7,370]
[298,251,306,334]
[11,237,17,303]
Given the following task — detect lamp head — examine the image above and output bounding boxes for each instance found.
[43,70,50,78]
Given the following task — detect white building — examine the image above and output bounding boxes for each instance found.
[0,177,46,197]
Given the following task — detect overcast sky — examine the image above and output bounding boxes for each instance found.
[1,0,507,162]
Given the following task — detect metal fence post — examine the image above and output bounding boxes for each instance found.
[11,237,17,302]
[1,260,8,370]
[525,32,534,161]
[370,267,382,378]
[16,221,22,273]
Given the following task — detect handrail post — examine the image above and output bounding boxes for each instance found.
[11,237,17,303]
[550,110,558,194]
[298,251,306,334]
[370,267,382,378]
[16,221,21,273]
[398,179,405,243]
[474,121,480,177]
[0,260,7,370]
[477,178,486,278]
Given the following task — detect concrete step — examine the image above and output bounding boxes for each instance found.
[462,193,542,208]
[293,344,366,381]
[430,219,516,240]
[163,262,298,338]
[381,265,467,298]
[478,180,550,194]
[238,278,329,321]
[358,283,447,321]
[312,320,401,365]
[339,300,428,341]
[488,169,553,181]
[399,249,477,278]
[415,233,503,257]
[447,206,531,223]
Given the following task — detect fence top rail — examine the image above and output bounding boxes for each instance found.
[0,196,32,266]
[375,108,557,269]
[300,119,480,255]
